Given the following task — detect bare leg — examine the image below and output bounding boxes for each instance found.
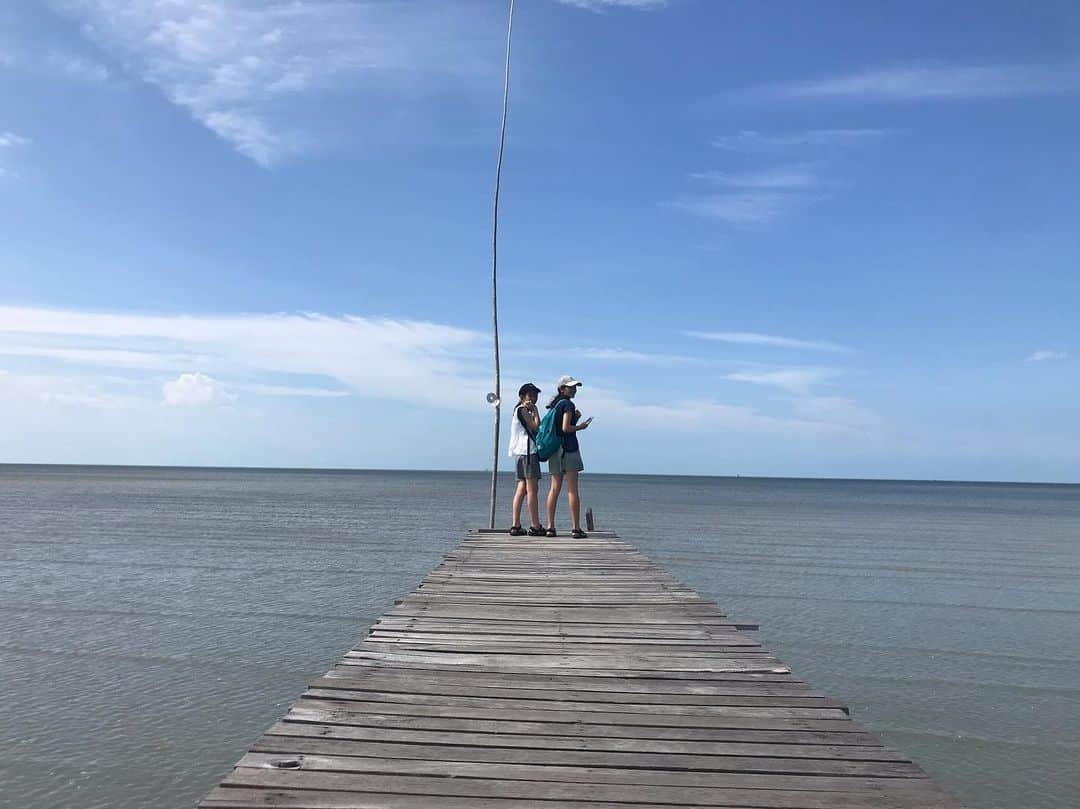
[525,478,540,528]
[566,468,581,531]
[511,480,526,527]
[546,474,563,529]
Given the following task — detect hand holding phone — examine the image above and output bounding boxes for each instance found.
[581,416,593,429]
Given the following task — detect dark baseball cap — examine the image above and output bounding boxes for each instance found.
[518,382,541,396]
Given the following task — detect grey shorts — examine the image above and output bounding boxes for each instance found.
[515,454,541,480]
[548,448,584,475]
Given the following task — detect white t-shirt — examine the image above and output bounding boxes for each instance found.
[508,405,537,456]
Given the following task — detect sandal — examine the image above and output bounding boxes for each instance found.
[571,528,587,539]
[508,525,525,536]
[527,526,545,536]
[545,528,557,537]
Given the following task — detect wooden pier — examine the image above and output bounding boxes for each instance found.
[199,531,964,808]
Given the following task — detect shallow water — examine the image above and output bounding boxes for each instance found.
[1,466,1077,808]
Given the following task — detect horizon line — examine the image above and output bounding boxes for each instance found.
[0,462,1075,487]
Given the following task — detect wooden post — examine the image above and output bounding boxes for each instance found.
[585,507,594,531]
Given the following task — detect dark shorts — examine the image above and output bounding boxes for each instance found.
[515,454,541,481]
[548,448,584,475]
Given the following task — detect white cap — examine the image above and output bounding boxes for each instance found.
[556,375,582,388]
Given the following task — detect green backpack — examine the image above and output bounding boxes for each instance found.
[533,402,565,462]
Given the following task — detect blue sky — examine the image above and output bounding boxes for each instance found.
[1,0,1077,481]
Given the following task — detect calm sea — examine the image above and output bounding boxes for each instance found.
[1,465,1077,809]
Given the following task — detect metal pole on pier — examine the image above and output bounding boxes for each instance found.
[487,0,515,529]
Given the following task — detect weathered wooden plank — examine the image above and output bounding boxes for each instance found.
[273,713,890,747]
[201,786,694,809]
[301,688,851,718]
[343,650,786,672]
[289,699,864,731]
[237,751,933,791]
[366,631,761,647]
[323,667,814,695]
[334,661,794,678]
[220,769,964,808]
[310,676,843,707]
[252,736,923,776]
[371,618,754,635]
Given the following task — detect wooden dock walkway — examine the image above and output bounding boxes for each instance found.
[200,531,964,808]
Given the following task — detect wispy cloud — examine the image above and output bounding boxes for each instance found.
[676,131,884,227]
[669,192,799,226]
[0,130,30,177]
[690,164,819,190]
[793,395,879,430]
[727,367,839,396]
[0,306,487,410]
[1026,350,1068,362]
[239,383,351,398]
[713,129,891,151]
[687,331,852,353]
[749,62,1080,103]
[584,384,869,437]
[0,369,142,410]
[0,306,877,443]
[0,131,30,149]
[46,50,110,83]
[0,41,111,83]
[574,347,703,364]
[61,1,494,165]
[0,345,203,369]
[555,0,667,10]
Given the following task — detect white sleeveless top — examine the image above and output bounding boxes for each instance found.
[508,405,536,456]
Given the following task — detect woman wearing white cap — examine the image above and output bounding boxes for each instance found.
[544,375,592,538]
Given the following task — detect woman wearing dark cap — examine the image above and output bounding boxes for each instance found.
[507,382,545,536]
[545,375,592,538]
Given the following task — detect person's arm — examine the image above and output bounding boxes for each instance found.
[519,405,539,432]
[562,408,590,433]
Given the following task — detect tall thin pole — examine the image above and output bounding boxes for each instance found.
[488,0,515,530]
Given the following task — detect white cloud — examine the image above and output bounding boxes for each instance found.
[687,331,852,353]
[239,383,350,398]
[713,129,891,151]
[0,305,879,446]
[680,135,882,227]
[0,369,142,409]
[1026,350,1068,362]
[61,0,494,166]
[574,347,702,364]
[670,192,796,225]
[556,0,667,10]
[46,50,110,82]
[584,385,866,437]
[793,395,879,430]
[0,131,29,148]
[0,131,29,177]
[0,345,204,369]
[0,41,111,83]
[751,62,1080,103]
[727,367,839,396]
[162,371,235,406]
[201,108,295,166]
[0,305,486,411]
[690,164,819,189]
